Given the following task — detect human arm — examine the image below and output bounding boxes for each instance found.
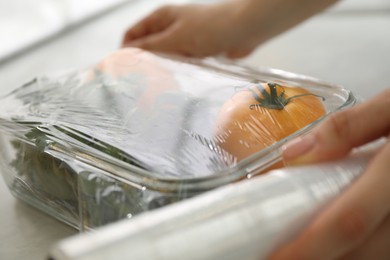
[122,0,339,58]
[269,89,390,260]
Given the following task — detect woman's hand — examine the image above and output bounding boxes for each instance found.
[122,1,256,58]
[122,0,338,58]
[269,88,390,260]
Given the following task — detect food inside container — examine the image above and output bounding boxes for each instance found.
[0,48,356,230]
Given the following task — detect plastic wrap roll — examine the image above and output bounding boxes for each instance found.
[50,150,374,260]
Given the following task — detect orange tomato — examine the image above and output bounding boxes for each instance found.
[214,82,326,162]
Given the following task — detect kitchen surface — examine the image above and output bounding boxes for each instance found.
[0,0,389,259]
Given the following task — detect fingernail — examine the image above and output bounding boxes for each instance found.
[282,134,316,165]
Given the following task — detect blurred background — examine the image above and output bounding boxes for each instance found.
[0,0,389,259]
[0,0,130,63]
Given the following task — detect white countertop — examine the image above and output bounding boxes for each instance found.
[0,0,389,259]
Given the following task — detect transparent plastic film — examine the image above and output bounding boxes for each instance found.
[0,48,356,230]
[50,147,378,260]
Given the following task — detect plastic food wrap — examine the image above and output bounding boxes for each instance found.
[0,48,356,230]
[49,150,375,260]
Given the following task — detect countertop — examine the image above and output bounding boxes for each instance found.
[0,0,389,259]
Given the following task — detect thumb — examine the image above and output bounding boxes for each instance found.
[282,89,390,165]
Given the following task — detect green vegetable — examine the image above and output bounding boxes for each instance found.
[9,127,159,229]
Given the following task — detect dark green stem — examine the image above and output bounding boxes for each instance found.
[249,82,325,110]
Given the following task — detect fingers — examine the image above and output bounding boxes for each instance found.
[269,139,390,260]
[339,215,390,260]
[121,2,257,58]
[282,89,390,164]
[122,5,176,47]
[121,4,201,56]
[271,89,390,260]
